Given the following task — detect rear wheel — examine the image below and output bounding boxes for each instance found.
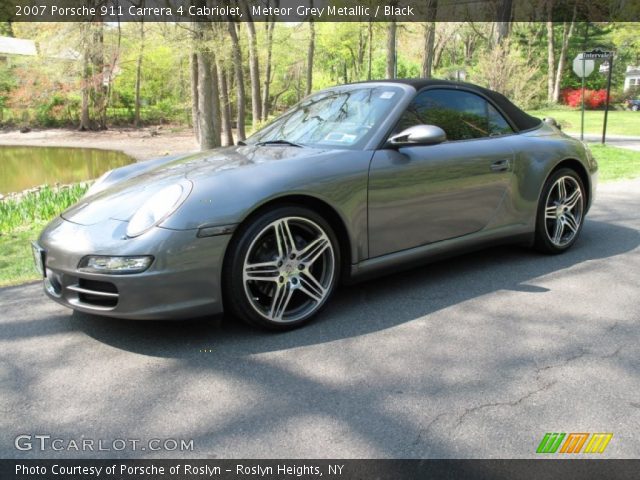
[534,168,586,254]
[224,206,340,330]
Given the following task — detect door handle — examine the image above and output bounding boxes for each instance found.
[490,159,511,172]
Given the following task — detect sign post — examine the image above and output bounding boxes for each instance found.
[572,54,594,141]
[580,48,615,144]
[573,48,614,144]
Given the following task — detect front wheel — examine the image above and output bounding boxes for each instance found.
[534,168,586,254]
[224,206,340,330]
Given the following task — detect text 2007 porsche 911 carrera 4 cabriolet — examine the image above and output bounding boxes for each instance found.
[34,79,597,330]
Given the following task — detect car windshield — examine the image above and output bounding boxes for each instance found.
[245,86,404,150]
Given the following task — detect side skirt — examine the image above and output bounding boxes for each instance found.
[347,225,534,284]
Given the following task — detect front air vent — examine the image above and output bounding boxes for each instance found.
[67,279,119,308]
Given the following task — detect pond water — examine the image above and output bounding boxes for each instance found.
[0,146,134,195]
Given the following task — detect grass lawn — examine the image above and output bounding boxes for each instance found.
[589,144,640,182]
[527,109,640,137]
[0,223,44,287]
[1,145,640,288]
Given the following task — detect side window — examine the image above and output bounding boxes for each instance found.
[488,103,513,136]
[395,89,513,141]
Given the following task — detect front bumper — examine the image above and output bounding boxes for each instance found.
[36,216,231,319]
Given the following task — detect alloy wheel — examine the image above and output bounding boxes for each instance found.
[242,216,336,323]
[544,175,584,247]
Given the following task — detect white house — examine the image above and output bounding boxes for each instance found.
[0,36,37,65]
[624,65,640,91]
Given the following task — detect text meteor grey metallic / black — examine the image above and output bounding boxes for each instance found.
[35,79,597,330]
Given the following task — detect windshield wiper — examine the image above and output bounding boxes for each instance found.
[255,139,304,148]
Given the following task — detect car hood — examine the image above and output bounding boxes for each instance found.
[61,145,333,226]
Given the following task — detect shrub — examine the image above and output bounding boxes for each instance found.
[0,184,88,234]
[561,88,609,109]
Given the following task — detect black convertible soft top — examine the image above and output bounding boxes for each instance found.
[362,78,542,133]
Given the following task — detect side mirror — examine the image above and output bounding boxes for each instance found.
[387,125,447,147]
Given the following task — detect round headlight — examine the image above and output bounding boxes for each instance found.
[126,182,189,238]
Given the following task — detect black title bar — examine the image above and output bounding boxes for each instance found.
[3,0,640,22]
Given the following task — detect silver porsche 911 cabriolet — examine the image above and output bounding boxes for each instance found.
[34,79,597,330]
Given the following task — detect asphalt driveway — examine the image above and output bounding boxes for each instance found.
[1,179,639,459]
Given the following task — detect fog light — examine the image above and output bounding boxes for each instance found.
[78,256,153,274]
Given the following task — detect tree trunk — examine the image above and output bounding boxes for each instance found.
[421,1,438,78]
[217,58,234,146]
[197,53,219,150]
[92,21,107,130]
[134,17,145,127]
[367,21,373,80]
[546,1,555,102]
[227,21,246,141]
[210,56,222,146]
[79,24,91,131]
[422,23,435,78]
[494,0,513,46]
[261,14,275,121]
[386,20,396,78]
[244,4,262,129]
[306,1,315,95]
[357,24,366,80]
[552,5,577,103]
[190,52,200,142]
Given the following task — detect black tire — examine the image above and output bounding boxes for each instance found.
[534,168,586,254]
[223,205,340,330]
[632,105,639,112]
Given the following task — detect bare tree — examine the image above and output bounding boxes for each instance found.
[134,13,145,127]
[79,23,91,131]
[546,0,555,102]
[306,0,315,95]
[227,21,246,141]
[355,24,368,80]
[493,0,513,46]
[421,1,438,78]
[386,20,396,78]
[261,9,276,121]
[216,57,234,146]
[92,20,107,130]
[78,19,108,131]
[210,56,222,145]
[190,52,200,142]
[196,52,219,150]
[243,1,262,128]
[367,21,373,80]
[552,5,577,102]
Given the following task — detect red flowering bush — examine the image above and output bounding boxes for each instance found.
[561,88,608,109]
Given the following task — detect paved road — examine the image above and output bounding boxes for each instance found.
[1,179,639,459]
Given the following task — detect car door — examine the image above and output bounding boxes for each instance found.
[368,88,516,258]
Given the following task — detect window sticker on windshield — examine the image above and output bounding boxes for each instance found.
[324,132,357,143]
[380,91,396,99]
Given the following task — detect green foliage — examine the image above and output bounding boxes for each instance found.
[526,109,640,136]
[0,64,16,110]
[2,21,640,129]
[589,145,640,182]
[0,184,88,234]
[0,223,44,287]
